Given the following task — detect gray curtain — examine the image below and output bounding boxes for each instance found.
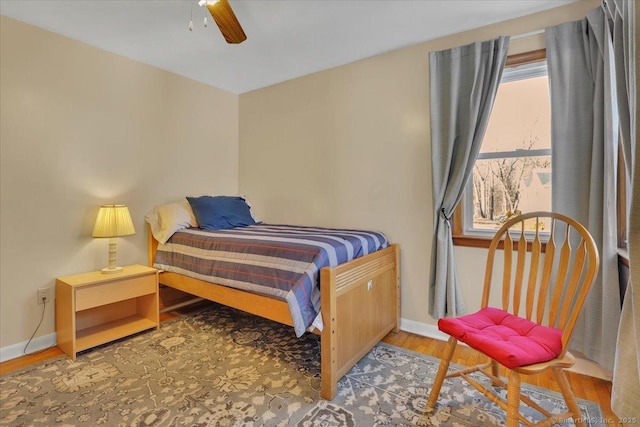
[428,36,509,318]
[608,0,638,419]
[546,6,625,371]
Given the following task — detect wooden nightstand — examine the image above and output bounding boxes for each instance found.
[55,264,159,360]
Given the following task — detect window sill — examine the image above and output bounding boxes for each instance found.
[453,234,547,252]
[452,235,493,249]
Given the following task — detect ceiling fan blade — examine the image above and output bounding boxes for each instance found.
[206,0,247,44]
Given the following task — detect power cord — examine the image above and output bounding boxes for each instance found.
[23,296,53,355]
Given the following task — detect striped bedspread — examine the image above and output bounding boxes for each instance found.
[153,224,389,337]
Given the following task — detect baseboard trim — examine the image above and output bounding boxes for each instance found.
[0,333,57,363]
[400,317,450,342]
[569,356,613,381]
[399,318,612,381]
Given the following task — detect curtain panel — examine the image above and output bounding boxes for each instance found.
[546,6,621,372]
[428,36,509,319]
[546,7,638,417]
[607,0,638,420]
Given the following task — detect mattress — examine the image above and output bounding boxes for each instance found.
[153,224,389,336]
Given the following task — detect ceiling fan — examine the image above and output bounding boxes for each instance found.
[198,0,247,44]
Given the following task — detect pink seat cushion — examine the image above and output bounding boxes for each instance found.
[438,307,563,369]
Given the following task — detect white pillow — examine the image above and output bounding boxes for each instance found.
[145,200,198,244]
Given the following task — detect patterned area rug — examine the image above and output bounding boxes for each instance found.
[1,303,604,426]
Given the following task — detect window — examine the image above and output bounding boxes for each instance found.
[453,60,552,245]
[452,50,629,256]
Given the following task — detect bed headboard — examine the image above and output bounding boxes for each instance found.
[147,224,158,268]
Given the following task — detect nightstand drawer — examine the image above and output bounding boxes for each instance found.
[76,274,156,311]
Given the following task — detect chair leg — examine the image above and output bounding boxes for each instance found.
[506,370,521,427]
[491,359,500,386]
[427,336,457,411]
[552,368,586,427]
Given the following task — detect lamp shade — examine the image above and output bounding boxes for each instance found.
[92,205,135,238]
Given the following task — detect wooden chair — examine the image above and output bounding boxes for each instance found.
[426,211,599,427]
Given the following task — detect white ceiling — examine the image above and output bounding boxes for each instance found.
[0,0,576,94]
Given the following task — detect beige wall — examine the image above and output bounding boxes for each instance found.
[238,1,600,332]
[0,16,239,352]
[0,0,602,356]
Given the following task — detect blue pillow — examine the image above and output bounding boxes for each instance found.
[186,196,256,230]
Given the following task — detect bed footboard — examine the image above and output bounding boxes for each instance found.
[320,244,400,400]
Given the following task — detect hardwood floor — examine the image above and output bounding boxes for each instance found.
[1,302,622,426]
[383,330,623,427]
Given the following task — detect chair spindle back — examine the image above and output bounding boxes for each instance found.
[481,211,599,350]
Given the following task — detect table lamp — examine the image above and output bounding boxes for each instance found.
[92,204,135,273]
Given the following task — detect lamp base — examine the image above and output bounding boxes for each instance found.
[101,266,123,274]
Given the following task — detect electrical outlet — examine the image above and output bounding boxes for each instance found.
[37,287,50,304]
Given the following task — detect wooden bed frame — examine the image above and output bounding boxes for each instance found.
[148,225,399,400]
